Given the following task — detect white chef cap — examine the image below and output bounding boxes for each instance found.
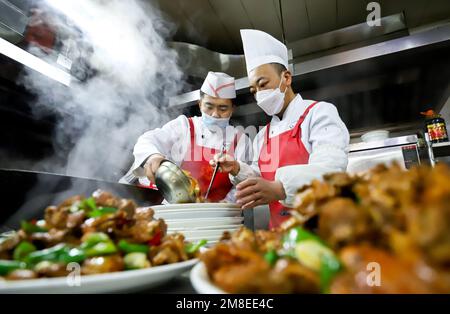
[240,29,288,75]
[200,71,236,99]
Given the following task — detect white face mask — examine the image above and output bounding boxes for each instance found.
[255,75,287,116]
[201,111,230,130]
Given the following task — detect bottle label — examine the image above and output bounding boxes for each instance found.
[427,123,448,141]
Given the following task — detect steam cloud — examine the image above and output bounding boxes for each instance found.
[21,0,184,181]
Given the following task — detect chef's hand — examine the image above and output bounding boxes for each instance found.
[209,154,240,176]
[144,153,165,183]
[236,177,286,209]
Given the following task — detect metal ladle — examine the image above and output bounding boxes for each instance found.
[154,160,197,203]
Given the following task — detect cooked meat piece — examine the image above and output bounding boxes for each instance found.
[92,190,120,208]
[272,258,320,293]
[330,245,435,293]
[254,230,282,253]
[405,165,450,267]
[212,258,273,293]
[117,199,137,220]
[82,214,117,236]
[408,204,450,266]
[44,205,70,230]
[150,233,188,265]
[151,247,180,265]
[81,206,159,241]
[57,195,84,209]
[45,199,87,232]
[293,180,337,218]
[322,172,355,188]
[134,207,154,221]
[201,242,256,275]
[219,231,231,241]
[0,231,22,253]
[29,229,69,247]
[229,227,256,249]
[202,243,273,293]
[223,227,279,253]
[81,255,124,275]
[318,198,374,249]
[6,269,38,280]
[129,217,167,243]
[66,210,86,229]
[35,261,69,278]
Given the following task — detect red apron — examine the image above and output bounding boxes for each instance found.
[181,118,239,202]
[258,101,319,229]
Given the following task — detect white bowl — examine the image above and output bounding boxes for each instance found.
[190,262,226,294]
[361,130,390,142]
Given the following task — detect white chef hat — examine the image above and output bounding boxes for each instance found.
[240,29,288,75]
[200,71,236,99]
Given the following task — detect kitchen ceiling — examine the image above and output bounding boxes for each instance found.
[150,0,450,54]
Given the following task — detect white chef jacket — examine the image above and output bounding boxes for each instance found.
[123,115,252,202]
[230,93,349,207]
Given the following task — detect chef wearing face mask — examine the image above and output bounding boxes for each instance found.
[122,71,252,202]
[211,29,349,227]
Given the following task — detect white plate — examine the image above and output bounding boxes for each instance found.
[169,224,241,232]
[0,258,198,294]
[185,235,223,242]
[154,207,241,213]
[165,217,244,228]
[190,262,226,294]
[151,203,239,210]
[172,229,236,239]
[155,210,242,220]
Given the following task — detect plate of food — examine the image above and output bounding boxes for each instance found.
[191,163,450,294]
[0,190,206,293]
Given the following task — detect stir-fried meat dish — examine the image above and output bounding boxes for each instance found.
[202,228,320,293]
[201,163,450,293]
[0,190,205,281]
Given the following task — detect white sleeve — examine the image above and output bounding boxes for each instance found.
[223,187,237,203]
[221,132,253,202]
[275,102,349,207]
[131,115,189,177]
[229,129,263,185]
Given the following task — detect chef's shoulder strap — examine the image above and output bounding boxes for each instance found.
[290,101,320,138]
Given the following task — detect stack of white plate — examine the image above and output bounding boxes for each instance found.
[150,203,243,244]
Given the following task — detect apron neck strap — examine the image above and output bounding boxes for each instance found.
[187,117,196,159]
[290,101,319,138]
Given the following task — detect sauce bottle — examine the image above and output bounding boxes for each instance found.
[421,109,449,143]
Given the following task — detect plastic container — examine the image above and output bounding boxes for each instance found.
[361,130,390,143]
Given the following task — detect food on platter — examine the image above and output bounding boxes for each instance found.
[0,190,206,280]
